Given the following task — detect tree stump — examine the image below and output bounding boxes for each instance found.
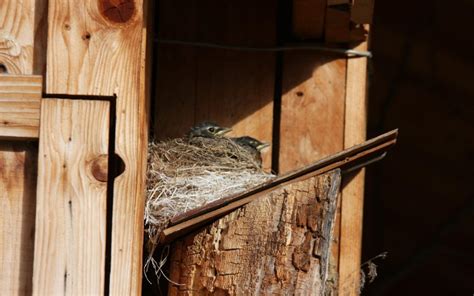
[168,170,341,295]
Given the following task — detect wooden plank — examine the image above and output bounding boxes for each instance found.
[279,52,346,173]
[154,0,276,171]
[161,130,397,243]
[0,75,42,139]
[45,1,150,294]
[292,0,327,39]
[0,142,37,295]
[32,99,109,295]
[0,0,47,295]
[338,36,369,295]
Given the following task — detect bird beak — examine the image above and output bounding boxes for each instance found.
[257,142,270,151]
[216,127,232,136]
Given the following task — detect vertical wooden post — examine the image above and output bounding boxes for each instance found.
[0,0,47,294]
[338,37,369,295]
[33,99,110,295]
[43,0,150,294]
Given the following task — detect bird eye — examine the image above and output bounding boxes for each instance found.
[208,127,215,133]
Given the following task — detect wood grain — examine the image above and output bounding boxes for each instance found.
[154,0,276,171]
[0,0,47,295]
[0,142,37,295]
[32,99,109,295]
[0,0,47,75]
[279,52,346,174]
[0,75,42,139]
[168,171,341,295]
[45,1,150,294]
[338,37,369,296]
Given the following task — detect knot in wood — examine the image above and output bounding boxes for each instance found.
[99,0,135,24]
[90,154,108,182]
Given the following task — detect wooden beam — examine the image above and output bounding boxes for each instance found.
[0,0,47,295]
[33,99,109,295]
[338,35,369,295]
[45,1,150,294]
[0,75,42,140]
[161,129,397,243]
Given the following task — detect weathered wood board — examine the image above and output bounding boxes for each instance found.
[0,141,37,295]
[33,99,109,295]
[338,37,369,296]
[44,1,150,294]
[168,170,341,295]
[0,0,47,295]
[0,75,42,140]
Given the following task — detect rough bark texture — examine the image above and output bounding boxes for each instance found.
[168,170,341,295]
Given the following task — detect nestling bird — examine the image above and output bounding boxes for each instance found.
[187,121,232,139]
[232,136,270,167]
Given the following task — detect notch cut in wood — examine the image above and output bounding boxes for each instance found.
[0,75,42,140]
[160,129,398,244]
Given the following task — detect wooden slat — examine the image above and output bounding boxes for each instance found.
[32,99,109,295]
[154,0,276,171]
[279,52,346,173]
[292,0,327,39]
[45,1,150,294]
[0,0,47,295]
[0,75,42,139]
[338,36,369,295]
[0,142,37,295]
[161,130,397,243]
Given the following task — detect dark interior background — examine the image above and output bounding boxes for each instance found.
[363,1,474,295]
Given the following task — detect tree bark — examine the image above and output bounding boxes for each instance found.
[168,170,341,295]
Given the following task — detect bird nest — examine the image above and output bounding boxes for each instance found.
[144,136,275,256]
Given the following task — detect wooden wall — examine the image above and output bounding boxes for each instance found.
[152,1,370,295]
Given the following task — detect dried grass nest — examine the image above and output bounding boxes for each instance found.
[144,136,275,254]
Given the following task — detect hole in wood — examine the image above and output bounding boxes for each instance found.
[0,64,8,74]
[99,0,135,24]
[90,153,126,182]
[111,153,126,178]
